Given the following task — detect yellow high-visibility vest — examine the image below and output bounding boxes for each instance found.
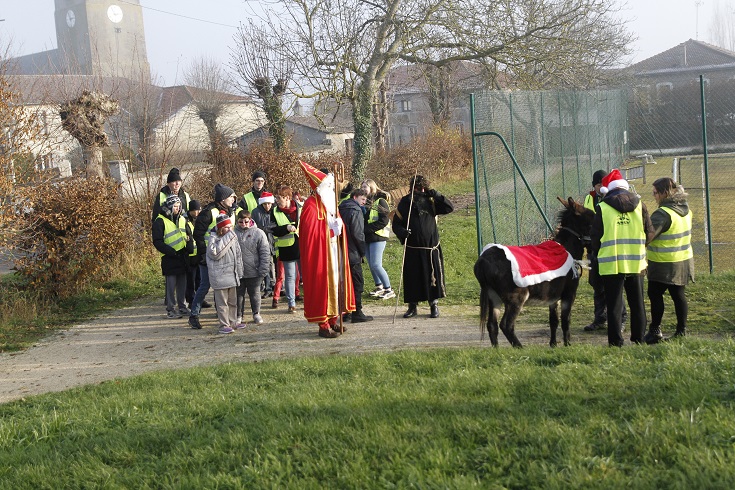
[647,207,693,263]
[597,201,647,275]
[368,198,390,238]
[156,214,187,256]
[273,208,296,257]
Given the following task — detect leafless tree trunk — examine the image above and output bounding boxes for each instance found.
[59,90,119,180]
[184,56,231,150]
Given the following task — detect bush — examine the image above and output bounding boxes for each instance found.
[367,127,472,191]
[12,177,141,297]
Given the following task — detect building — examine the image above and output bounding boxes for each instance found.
[12,0,150,81]
[627,39,735,154]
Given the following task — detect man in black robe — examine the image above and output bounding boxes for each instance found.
[392,175,454,318]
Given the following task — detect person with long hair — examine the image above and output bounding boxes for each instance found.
[643,177,694,343]
[361,179,395,300]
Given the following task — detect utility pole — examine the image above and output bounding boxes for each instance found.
[695,0,704,40]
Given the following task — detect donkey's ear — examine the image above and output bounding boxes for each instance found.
[557,196,570,209]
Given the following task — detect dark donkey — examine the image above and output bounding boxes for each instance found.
[473,197,594,347]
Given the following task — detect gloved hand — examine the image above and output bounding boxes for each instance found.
[426,189,438,198]
[329,216,343,236]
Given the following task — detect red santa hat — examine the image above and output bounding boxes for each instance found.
[215,210,232,229]
[299,160,327,191]
[258,191,275,205]
[599,169,629,195]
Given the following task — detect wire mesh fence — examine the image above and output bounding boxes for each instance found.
[472,80,735,273]
[471,88,629,250]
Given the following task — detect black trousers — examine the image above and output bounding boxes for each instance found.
[350,261,364,310]
[648,280,688,333]
[601,273,647,346]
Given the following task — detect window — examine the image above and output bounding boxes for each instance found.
[401,100,412,112]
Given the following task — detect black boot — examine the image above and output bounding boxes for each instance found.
[643,324,663,344]
[403,303,418,318]
[351,309,373,323]
[664,328,686,341]
[429,300,439,318]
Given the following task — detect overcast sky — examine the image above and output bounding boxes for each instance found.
[0,0,728,87]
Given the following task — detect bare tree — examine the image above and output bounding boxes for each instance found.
[709,0,735,51]
[59,90,119,179]
[256,0,633,181]
[184,56,232,150]
[230,20,292,151]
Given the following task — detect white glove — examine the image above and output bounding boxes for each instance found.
[329,216,343,237]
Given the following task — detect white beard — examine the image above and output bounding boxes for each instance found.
[316,175,337,216]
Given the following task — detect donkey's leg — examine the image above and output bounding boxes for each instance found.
[487,288,502,347]
[500,302,524,348]
[560,287,578,347]
[549,301,560,347]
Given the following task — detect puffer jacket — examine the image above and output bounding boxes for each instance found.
[206,230,244,289]
[590,188,654,257]
[233,223,271,279]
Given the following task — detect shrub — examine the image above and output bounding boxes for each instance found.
[12,177,141,297]
[367,127,472,191]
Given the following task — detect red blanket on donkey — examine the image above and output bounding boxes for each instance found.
[481,241,574,288]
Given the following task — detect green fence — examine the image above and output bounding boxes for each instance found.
[471,88,629,252]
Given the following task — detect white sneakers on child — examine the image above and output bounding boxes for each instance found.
[253,314,264,325]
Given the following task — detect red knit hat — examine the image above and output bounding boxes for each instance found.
[215,210,232,229]
[258,191,275,205]
[299,161,327,191]
[599,169,629,195]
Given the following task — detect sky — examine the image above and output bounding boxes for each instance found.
[0,0,728,87]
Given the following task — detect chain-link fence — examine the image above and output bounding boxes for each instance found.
[472,80,735,274]
[471,88,629,251]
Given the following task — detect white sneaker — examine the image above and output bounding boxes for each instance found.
[380,288,396,300]
[253,314,264,325]
[369,286,385,297]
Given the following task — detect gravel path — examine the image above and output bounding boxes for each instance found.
[0,294,609,404]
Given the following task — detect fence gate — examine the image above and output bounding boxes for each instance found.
[470,88,629,254]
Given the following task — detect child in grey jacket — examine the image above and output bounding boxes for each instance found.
[234,209,271,327]
[206,212,244,334]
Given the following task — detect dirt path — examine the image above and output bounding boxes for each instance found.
[0,294,609,404]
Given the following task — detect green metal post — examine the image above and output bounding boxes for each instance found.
[470,93,483,256]
[699,75,714,273]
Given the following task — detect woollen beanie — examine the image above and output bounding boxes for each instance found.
[213,183,236,203]
[188,199,201,211]
[252,171,266,182]
[216,210,232,229]
[592,169,606,186]
[167,167,182,183]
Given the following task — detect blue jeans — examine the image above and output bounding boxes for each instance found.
[366,241,391,288]
[190,263,210,317]
[282,260,297,307]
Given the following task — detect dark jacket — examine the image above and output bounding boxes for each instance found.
[238,186,265,212]
[152,212,193,276]
[271,202,300,262]
[251,205,275,255]
[339,197,366,265]
[193,201,234,265]
[364,191,391,243]
[590,188,655,257]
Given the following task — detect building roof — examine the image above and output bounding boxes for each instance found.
[629,39,735,75]
[387,60,499,95]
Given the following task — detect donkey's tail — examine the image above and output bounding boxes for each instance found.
[474,256,494,340]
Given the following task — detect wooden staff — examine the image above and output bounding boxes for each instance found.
[393,167,419,323]
[334,161,346,333]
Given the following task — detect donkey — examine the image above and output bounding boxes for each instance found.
[473,197,594,347]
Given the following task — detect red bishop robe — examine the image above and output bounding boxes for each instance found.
[299,194,356,324]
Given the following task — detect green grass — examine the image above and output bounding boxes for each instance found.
[1,343,734,488]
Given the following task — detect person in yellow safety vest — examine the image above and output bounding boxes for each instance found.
[188,183,238,330]
[271,185,301,313]
[590,169,654,347]
[583,169,628,331]
[361,179,395,300]
[152,195,194,319]
[151,167,191,226]
[643,177,694,343]
[238,171,267,212]
[184,199,202,309]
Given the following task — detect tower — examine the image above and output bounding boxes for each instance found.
[54,0,151,80]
